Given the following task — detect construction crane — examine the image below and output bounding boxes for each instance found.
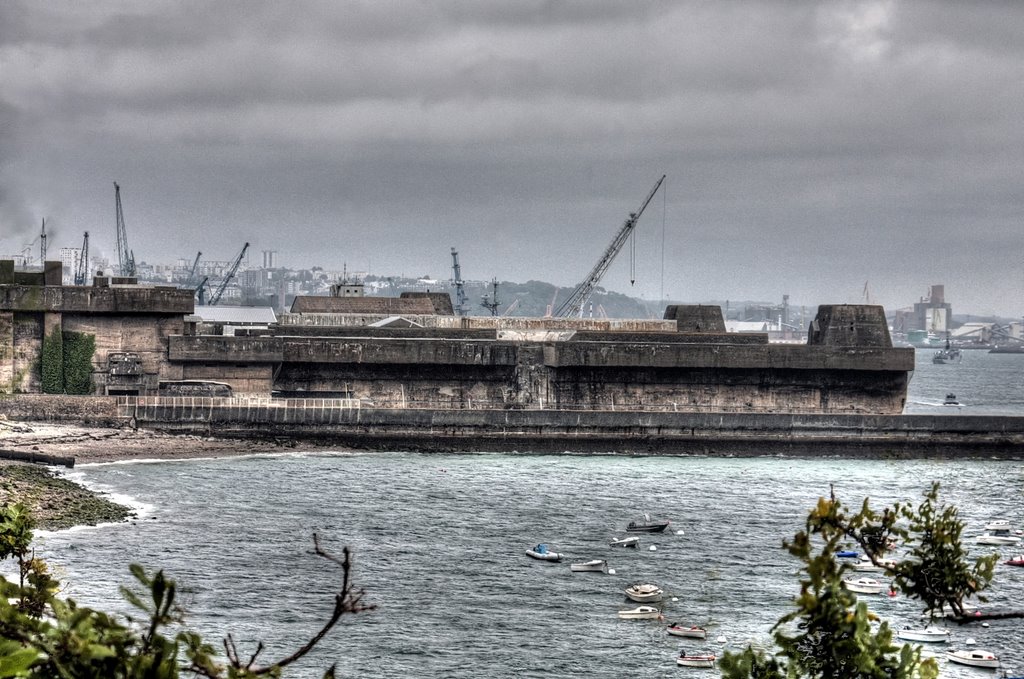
[554,174,666,318]
[450,247,468,315]
[184,251,202,288]
[113,182,136,277]
[209,242,249,306]
[73,232,90,285]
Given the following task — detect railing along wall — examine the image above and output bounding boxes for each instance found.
[117,396,363,424]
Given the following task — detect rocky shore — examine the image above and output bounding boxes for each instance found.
[0,464,134,531]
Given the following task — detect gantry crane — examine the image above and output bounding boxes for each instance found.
[208,242,249,306]
[73,232,90,285]
[554,175,665,318]
[450,247,468,315]
[113,182,136,277]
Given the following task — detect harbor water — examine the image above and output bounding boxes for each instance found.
[29,348,1024,677]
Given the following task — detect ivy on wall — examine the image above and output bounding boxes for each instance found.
[40,328,64,394]
[39,330,95,395]
[62,332,96,395]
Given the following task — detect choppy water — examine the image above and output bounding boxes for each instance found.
[24,348,1024,677]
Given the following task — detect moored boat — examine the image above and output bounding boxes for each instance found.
[625,513,671,533]
[569,559,607,573]
[1004,555,1024,567]
[617,605,661,620]
[625,582,664,603]
[609,535,641,548]
[985,519,1012,531]
[896,626,950,643]
[667,624,708,639]
[677,652,716,668]
[836,550,859,559]
[842,577,885,594]
[525,544,563,562]
[945,649,999,669]
[976,532,1021,546]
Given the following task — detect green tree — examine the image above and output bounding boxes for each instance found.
[0,504,373,677]
[720,483,1000,679]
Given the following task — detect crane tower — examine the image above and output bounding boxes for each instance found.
[113,182,136,277]
[73,232,90,285]
[450,247,468,315]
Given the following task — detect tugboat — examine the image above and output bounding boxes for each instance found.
[932,336,962,364]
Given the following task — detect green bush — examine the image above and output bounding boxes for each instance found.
[40,328,63,394]
[62,331,96,395]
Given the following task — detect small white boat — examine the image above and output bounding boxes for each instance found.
[609,536,641,548]
[985,519,1012,532]
[617,605,661,620]
[976,532,1021,545]
[525,544,563,562]
[676,652,716,668]
[624,582,664,603]
[667,624,708,639]
[842,577,885,594]
[852,556,897,572]
[896,626,950,643]
[569,559,607,573]
[945,649,999,669]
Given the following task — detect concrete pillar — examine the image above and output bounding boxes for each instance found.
[0,312,13,391]
[663,305,726,333]
[807,305,892,347]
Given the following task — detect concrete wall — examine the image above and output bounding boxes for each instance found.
[112,398,1024,457]
[63,314,186,394]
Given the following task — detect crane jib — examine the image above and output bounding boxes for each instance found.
[554,175,666,318]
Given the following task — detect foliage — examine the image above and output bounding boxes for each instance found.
[720,483,999,679]
[40,328,63,394]
[61,331,96,395]
[0,504,373,677]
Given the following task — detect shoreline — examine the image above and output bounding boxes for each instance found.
[0,418,332,464]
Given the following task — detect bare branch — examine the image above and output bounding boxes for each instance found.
[228,536,376,675]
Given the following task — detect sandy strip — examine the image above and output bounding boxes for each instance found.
[0,419,314,464]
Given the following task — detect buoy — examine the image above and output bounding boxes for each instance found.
[965,638,976,645]
[716,635,727,644]
[608,568,616,575]
[649,545,658,551]
[672,597,679,602]
[676,529,685,535]
[981,622,990,628]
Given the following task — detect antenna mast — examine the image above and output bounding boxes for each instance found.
[481,278,500,316]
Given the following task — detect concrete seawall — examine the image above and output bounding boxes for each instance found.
[4,395,1022,458]
[114,396,1024,458]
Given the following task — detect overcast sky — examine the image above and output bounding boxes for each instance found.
[2,1,1022,316]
